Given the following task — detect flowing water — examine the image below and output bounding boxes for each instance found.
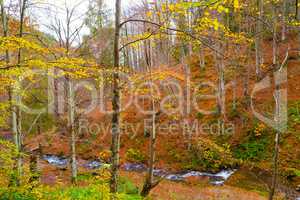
[42,155,236,186]
[120,163,236,185]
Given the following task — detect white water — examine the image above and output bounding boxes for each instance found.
[42,155,236,186]
[179,169,237,185]
[43,155,68,166]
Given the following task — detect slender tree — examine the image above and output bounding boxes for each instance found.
[140,40,159,198]
[110,0,121,194]
[296,0,299,20]
[255,0,263,79]
[12,0,28,186]
[282,0,287,41]
[272,2,278,66]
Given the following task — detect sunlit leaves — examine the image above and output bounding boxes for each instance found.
[0,140,18,187]
[0,36,48,54]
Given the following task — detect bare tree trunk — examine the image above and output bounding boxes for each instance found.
[141,39,160,198]
[110,0,121,194]
[282,0,287,41]
[232,65,237,111]
[124,23,130,66]
[183,56,191,150]
[199,46,205,69]
[243,49,251,107]
[272,4,278,66]
[296,0,299,20]
[0,3,9,65]
[141,105,157,197]
[140,113,158,197]
[187,0,193,55]
[269,84,281,200]
[67,79,77,184]
[214,13,226,120]
[269,10,283,198]
[269,128,280,200]
[215,11,226,120]
[54,70,60,119]
[154,0,164,66]
[255,0,263,79]
[216,47,225,119]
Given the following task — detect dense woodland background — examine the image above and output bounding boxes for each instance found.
[0,0,300,199]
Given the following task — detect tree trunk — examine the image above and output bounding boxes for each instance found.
[269,130,280,200]
[232,65,237,111]
[141,111,157,197]
[199,46,205,69]
[255,0,263,79]
[68,79,77,184]
[110,0,121,194]
[269,85,281,200]
[183,57,191,150]
[141,39,159,198]
[216,48,225,119]
[296,0,299,20]
[269,10,282,198]
[11,0,28,186]
[282,0,287,41]
[54,71,60,119]
[272,4,278,66]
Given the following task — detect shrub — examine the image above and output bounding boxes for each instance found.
[289,102,300,125]
[196,112,204,120]
[118,177,139,195]
[0,181,142,200]
[234,138,269,161]
[125,148,145,163]
[233,124,269,161]
[187,138,237,172]
[0,140,18,187]
[228,107,239,119]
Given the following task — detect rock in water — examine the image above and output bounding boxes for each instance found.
[122,163,147,172]
[84,161,102,169]
[43,155,68,166]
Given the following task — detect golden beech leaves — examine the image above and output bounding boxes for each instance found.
[0,36,48,54]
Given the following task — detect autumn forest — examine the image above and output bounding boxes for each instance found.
[0,0,300,199]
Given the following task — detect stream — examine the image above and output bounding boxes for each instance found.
[42,155,236,186]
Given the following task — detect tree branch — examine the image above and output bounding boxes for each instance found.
[119,19,225,57]
[119,30,156,52]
